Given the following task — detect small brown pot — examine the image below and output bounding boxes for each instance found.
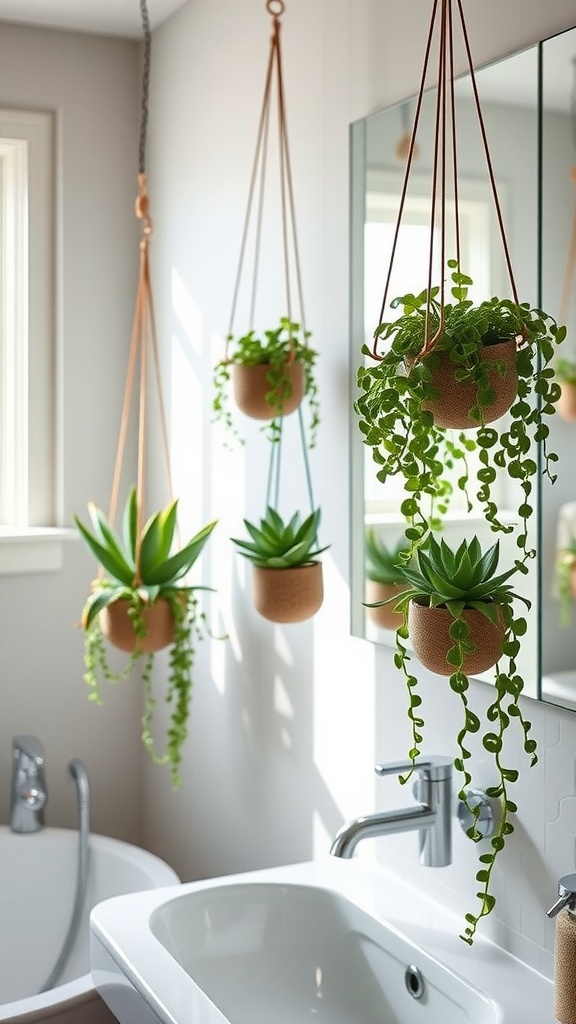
[100,598,176,654]
[556,382,576,422]
[365,580,408,630]
[252,563,323,623]
[408,599,505,677]
[419,337,518,429]
[232,362,304,420]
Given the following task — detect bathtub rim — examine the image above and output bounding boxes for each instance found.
[0,827,179,1023]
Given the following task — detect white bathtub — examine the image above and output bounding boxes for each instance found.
[0,826,179,1023]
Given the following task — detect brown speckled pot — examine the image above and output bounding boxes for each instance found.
[365,580,408,630]
[100,598,176,654]
[418,337,518,429]
[408,599,505,677]
[252,563,323,623]
[557,382,576,422]
[232,362,304,420]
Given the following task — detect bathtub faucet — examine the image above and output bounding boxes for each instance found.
[10,735,48,833]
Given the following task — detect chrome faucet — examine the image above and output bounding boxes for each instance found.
[330,756,453,867]
[10,735,48,833]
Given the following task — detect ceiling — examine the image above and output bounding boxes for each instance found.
[0,0,190,39]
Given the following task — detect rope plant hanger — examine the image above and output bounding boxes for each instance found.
[355,0,564,946]
[224,0,326,624]
[73,0,218,788]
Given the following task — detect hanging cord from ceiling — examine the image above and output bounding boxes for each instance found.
[106,0,174,584]
[370,0,520,362]
[225,0,308,362]
[226,1,318,530]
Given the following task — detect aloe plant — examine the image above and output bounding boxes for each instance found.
[74,486,217,787]
[388,535,536,945]
[231,506,329,568]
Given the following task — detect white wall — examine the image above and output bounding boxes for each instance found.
[142,0,576,981]
[0,24,145,842]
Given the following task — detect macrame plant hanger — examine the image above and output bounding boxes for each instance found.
[370,0,521,364]
[105,0,174,577]
[226,0,316,521]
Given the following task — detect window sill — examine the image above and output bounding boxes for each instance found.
[0,527,77,575]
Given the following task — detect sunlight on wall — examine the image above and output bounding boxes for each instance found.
[311,553,377,855]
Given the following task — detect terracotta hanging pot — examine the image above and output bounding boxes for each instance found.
[419,337,518,429]
[365,580,408,630]
[232,362,304,420]
[100,598,176,654]
[556,382,576,422]
[252,563,323,623]
[408,599,505,677]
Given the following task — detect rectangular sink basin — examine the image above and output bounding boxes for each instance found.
[90,860,517,1024]
[149,881,498,1024]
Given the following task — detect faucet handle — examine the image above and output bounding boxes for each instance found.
[547,874,576,918]
[13,735,45,770]
[375,755,452,782]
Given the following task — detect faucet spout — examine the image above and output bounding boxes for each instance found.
[330,756,453,868]
[330,805,437,858]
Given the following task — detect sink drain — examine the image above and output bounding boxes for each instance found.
[404,964,425,1000]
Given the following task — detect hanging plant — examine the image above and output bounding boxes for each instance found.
[555,357,576,421]
[364,530,411,630]
[383,534,536,944]
[231,506,328,622]
[75,488,217,788]
[356,261,564,555]
[74,0,219,789]
[213,317,320,445]
[355,0,566,945]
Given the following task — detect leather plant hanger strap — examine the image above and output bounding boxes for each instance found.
[225,0,309,363]
[107,0,173,584]
[371,0,520,363]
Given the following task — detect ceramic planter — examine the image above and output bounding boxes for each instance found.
[420,337,518,429]
[100,598,176,654]
[408,599,505,677]
[557,381,576,422]
[252,562,323,623]
[365,580,408,630]
[232,362,304,420]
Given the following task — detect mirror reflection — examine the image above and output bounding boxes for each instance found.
[350,29,576,708]
[541,27,576,711]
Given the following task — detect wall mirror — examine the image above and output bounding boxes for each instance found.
[349,25,576,710]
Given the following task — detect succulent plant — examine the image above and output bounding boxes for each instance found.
[392,534,528,621]
[387,534,536,945]
[231,506,328,568]
[365,529,411,585]
[74,486,217,788]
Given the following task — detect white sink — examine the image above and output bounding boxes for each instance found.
[90,859,553,1024]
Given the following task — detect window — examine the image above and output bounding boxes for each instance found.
[0,109,72,572]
